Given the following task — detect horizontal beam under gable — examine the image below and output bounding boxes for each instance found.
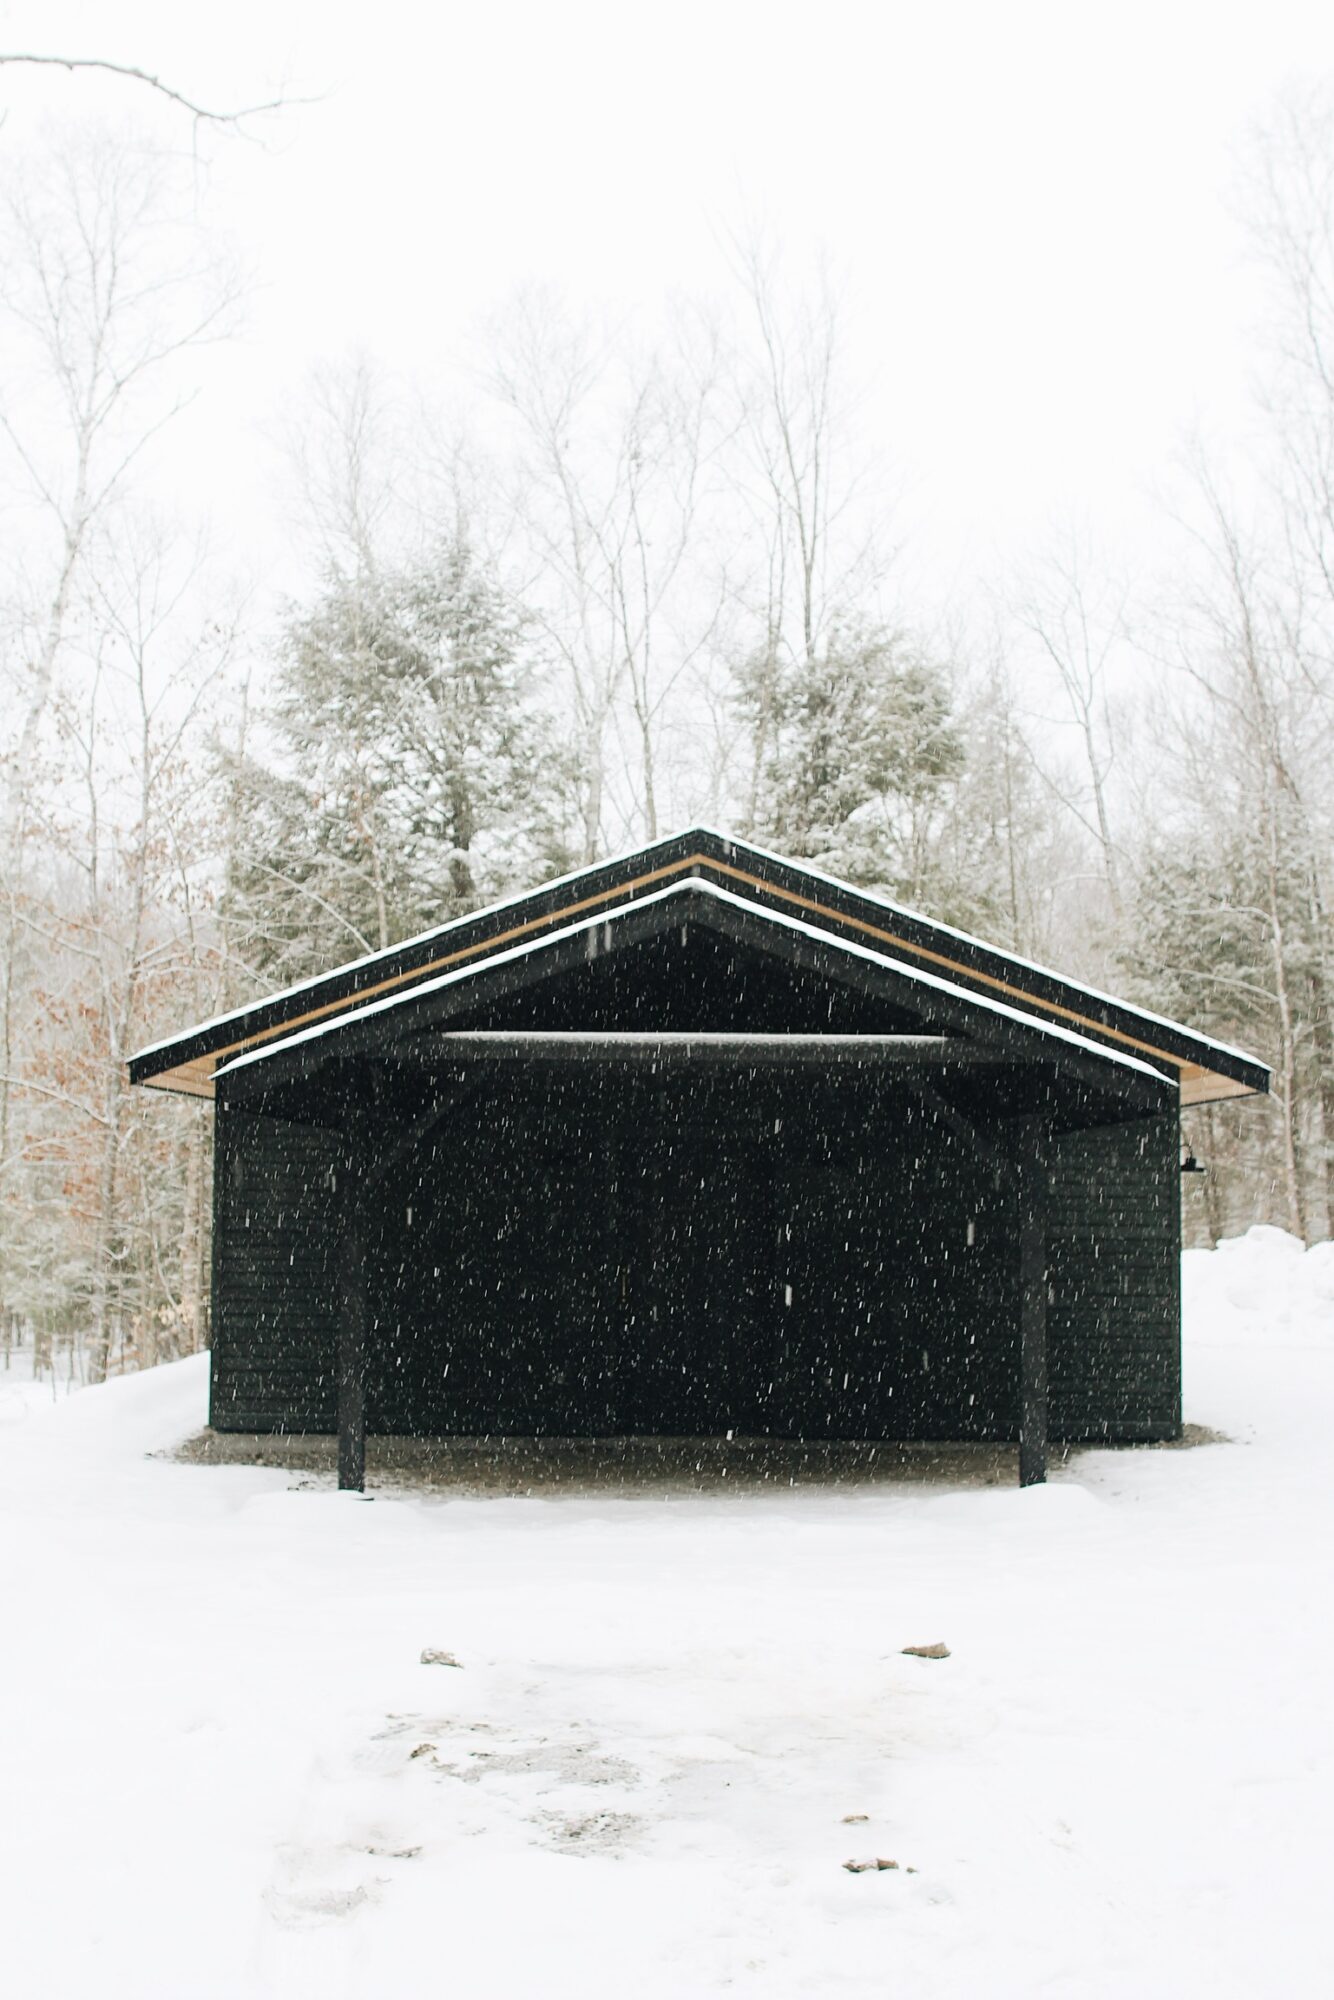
[212,881,1175,1118]
[397,1030,1027,1068]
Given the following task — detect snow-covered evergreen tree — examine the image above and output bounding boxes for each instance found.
[224,530,571,983]
[742,622,966,907]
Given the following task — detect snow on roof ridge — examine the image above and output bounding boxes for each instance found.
[213,876,1167,1086]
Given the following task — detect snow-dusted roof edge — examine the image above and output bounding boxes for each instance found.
[131,825,1270,1081]
[722,827,1270,1077]
[213,877,1168,1087]
[130,827,706,1065]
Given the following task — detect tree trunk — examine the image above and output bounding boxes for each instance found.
[179,1121,206,1354]
[87,1078,125,1384]
[1305,866,1334,1240]
[1264,813,1306,1239]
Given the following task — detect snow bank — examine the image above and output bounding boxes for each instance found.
[0,1349,207,1451]
[1184,1224,1334,1348]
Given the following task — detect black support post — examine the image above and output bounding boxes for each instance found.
[1018,1116,1050,1487]
[338,1143,367,1493]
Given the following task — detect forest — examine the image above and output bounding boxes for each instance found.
[2,95,1332,1388]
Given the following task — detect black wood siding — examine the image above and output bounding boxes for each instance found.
[210,1104,342,1431]
[211,1079,1181,1445]
[1048,1110,1182,1441]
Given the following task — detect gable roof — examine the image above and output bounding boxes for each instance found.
[128,826,1270,1105]
[210,877,1171,1099]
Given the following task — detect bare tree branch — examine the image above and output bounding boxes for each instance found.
[0,53,308,129]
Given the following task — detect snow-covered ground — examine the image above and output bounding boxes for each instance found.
[1,1226,1330,1999]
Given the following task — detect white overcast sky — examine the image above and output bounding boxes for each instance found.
[5,0,1334,604]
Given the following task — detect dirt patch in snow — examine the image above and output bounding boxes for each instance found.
[1086,1421,1231,1451]
[171,1430,1029,1492]
[170,1426,1226,1492]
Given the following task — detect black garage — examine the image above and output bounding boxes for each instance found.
[129,829,1269,1488]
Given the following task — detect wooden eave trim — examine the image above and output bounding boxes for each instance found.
[1179,1071,1255,1106]
[141,1069,216,1099]
[132,850,1263,1103]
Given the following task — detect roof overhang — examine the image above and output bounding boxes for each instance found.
[206,880,1172,1127]
[129,828,1270,1107]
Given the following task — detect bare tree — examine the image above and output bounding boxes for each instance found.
[1242,85,1334,622]
[722,233,898,835]
[490,291,724,856]
[0,130,237,1333]
[0,53,301,129]
[1009,524,1129,922]
[44,521,236,1378]
[1240,91,1334,1228]
[1184,457,1330,1237]
[280,353,404,582]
